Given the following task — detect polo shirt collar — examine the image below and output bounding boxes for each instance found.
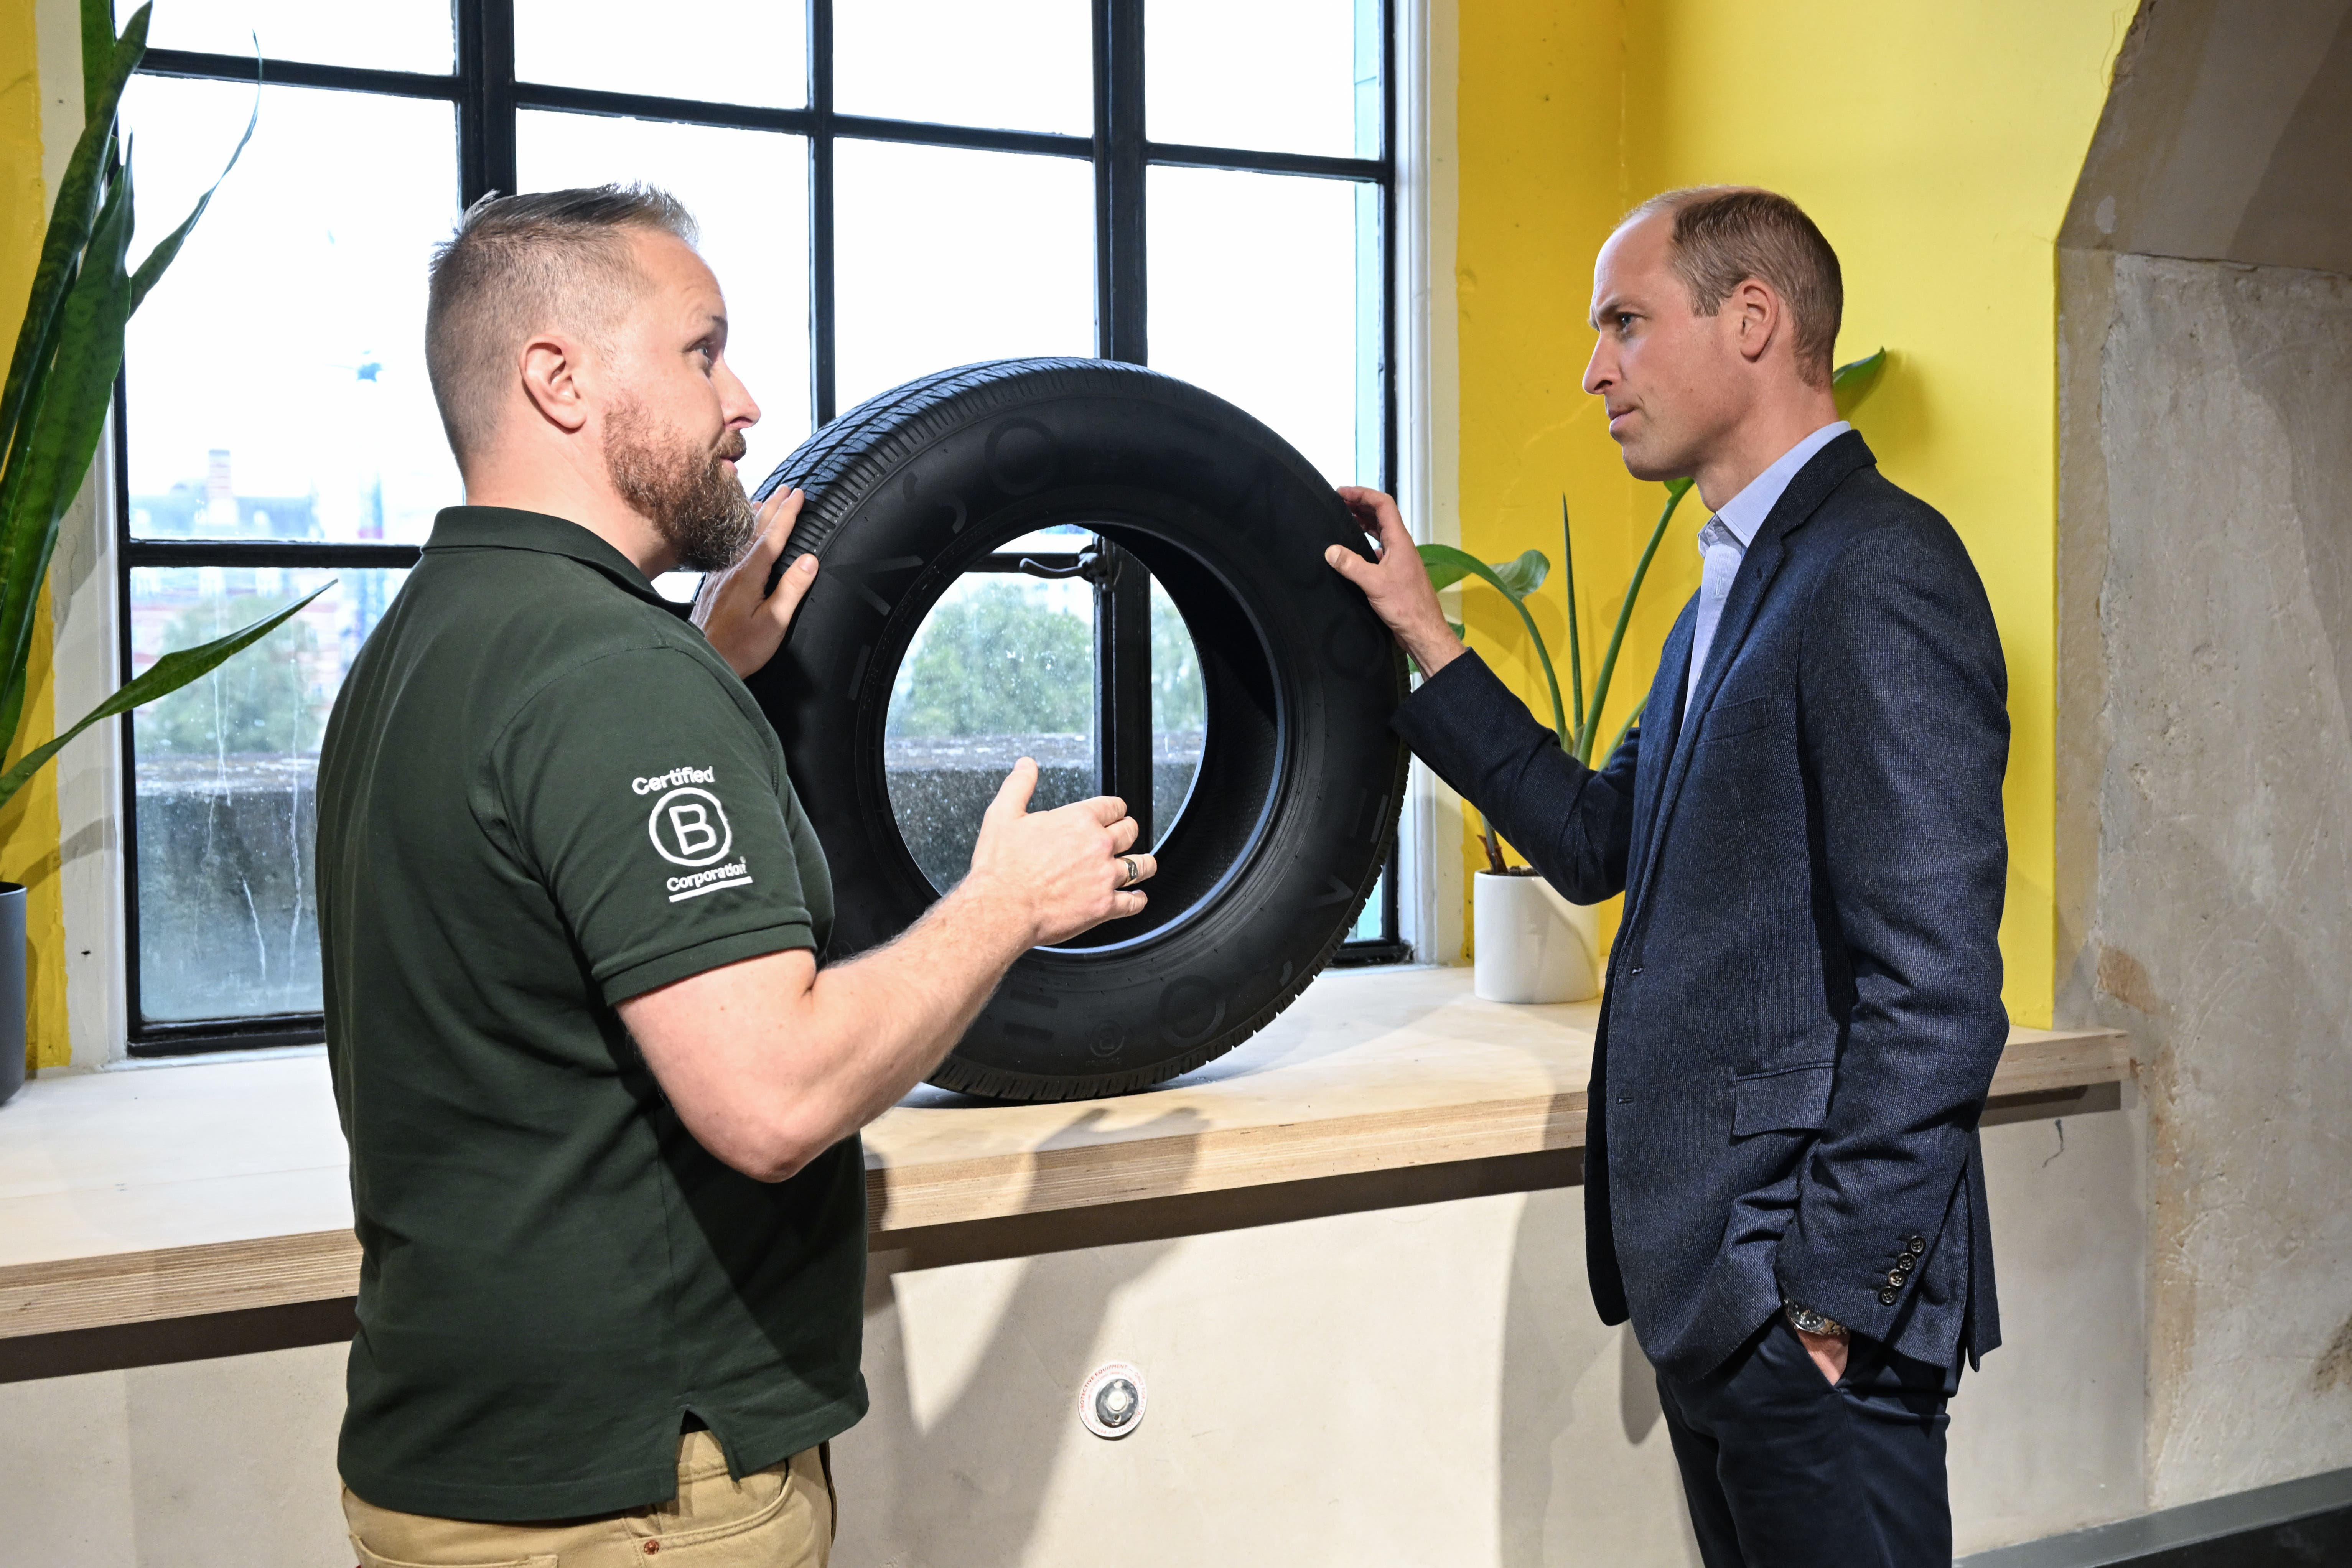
[425,506,672,607]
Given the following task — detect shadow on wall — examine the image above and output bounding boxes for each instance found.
[840,1109,1202,1566]
[1498,1183,1701,1566]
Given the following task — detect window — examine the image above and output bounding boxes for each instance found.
[117,0,1399,1054]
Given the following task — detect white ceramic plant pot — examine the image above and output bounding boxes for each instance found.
[1473,870,1601,1003]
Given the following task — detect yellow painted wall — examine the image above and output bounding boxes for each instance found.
[3,0,73,1071]
[1453,0,2135,1026]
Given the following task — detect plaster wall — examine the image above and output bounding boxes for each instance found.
[0,1106,2143,1566]
[2059,250,2352,1507]
[2,0,76,1076]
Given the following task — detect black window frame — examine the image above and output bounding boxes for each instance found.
[119,0,1405,1056]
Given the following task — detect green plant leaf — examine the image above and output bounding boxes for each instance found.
[1833,348,1886,418]
[1577,481,1691,763]
[1416,544,1569,743]
[1419,544,1551,601]
[1490,548,1549,599]
[0,3,148,473]
[0,160,137,748]
[81,0,123,119]
[0,588,328,815]
[1418,543,1476,592]
[1561,496,1584,741]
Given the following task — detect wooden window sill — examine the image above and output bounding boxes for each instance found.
[0,965,2128,1343]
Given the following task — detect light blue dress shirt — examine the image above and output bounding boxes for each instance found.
[1683,421,1852,718]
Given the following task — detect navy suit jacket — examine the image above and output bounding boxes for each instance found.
[1395,432,2010,1380]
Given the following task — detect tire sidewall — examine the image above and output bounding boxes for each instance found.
[748,363,1404,1097]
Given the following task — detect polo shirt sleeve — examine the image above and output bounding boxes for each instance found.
[486,646,818,1003]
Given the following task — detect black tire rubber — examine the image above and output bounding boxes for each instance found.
[743,358,1406,1101]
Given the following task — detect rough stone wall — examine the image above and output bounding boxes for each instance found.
[2065,251,2352,1505]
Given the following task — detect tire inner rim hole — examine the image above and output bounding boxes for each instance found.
[880,521,1228,915]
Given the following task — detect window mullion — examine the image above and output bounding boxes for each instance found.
[810,0,837,426]
[1094,546,1155,849]
[1089,1,1151,818]
[456,0,517,204]
[1092,0,1145,365]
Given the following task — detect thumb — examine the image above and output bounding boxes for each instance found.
[990,757,1040,818]
[1325,542,1373,587]
[763,551,820,634]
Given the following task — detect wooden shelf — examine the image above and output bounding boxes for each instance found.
[0,967,2129,1342]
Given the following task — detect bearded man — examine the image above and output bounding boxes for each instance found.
[315,186,1153,1565]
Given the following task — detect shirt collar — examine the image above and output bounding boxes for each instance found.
[1709,420,1852,550]
[423,506,668,604]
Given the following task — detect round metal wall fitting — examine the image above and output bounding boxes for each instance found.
[1079,1362,1147,1440]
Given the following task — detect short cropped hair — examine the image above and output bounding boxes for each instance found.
[1626,187,1842,387]
[425,185,698,465]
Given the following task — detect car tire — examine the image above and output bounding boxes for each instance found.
[741,357,1407,1100]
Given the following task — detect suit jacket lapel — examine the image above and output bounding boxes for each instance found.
[1625,431,1878,923]
[1625,603,1695,910]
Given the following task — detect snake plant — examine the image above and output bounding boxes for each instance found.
[0,1,312,816]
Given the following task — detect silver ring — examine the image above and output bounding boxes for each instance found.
[1120,856,1141,889]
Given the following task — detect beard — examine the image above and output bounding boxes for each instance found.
[603,396,760,572]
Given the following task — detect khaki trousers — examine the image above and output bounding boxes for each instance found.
[343,1432,835,1568]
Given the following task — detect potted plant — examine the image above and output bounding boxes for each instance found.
[0,3,310,1104]
[1423,350,1886,1004]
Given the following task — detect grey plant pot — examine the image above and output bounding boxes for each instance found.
[0,883,24,1106]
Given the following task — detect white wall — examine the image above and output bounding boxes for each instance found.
[0,1100,2143,1567]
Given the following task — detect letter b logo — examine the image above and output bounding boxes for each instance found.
[667,802,717,858]
[647,787,733,867]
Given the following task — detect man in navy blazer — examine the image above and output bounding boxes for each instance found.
[1327,188,2009,1567]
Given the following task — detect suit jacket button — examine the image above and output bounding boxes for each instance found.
[1879,1288,1899,1305]
[1907,1235,1927,1254]
[1885,1271,1904,1289]
[1895,1254,1916,1273]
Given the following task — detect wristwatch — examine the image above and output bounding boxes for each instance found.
[1783,1300,1849,1337]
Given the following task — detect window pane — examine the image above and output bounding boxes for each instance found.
[1349,861,1393,942]
[1150,577,1203,846]
[132,0,452,74]
[1148,167,1380,486]
[517,114,814,463]
[885,574,1095,892]
[121,80,459,545]
[515,0,806,110]
[835,0,1089,135]
[834,141,1094,410]
[130,567,405,1023]
[1146,0,1379,157]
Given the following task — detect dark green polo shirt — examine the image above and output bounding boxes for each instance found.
[316,506,865,1522]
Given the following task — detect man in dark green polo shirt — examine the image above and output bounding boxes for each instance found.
[317,186,1153,1565]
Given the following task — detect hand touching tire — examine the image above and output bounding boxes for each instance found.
[963,759,1154,947]
[695,486,820,678]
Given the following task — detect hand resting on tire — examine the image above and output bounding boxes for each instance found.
[693,484,820,678]
[1325,486,1468,679]
[619,759,1154,1183]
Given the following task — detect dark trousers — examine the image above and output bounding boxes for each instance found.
[1655,1316,1956,1568]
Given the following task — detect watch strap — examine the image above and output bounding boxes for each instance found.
[1783,1300,1850,1337]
